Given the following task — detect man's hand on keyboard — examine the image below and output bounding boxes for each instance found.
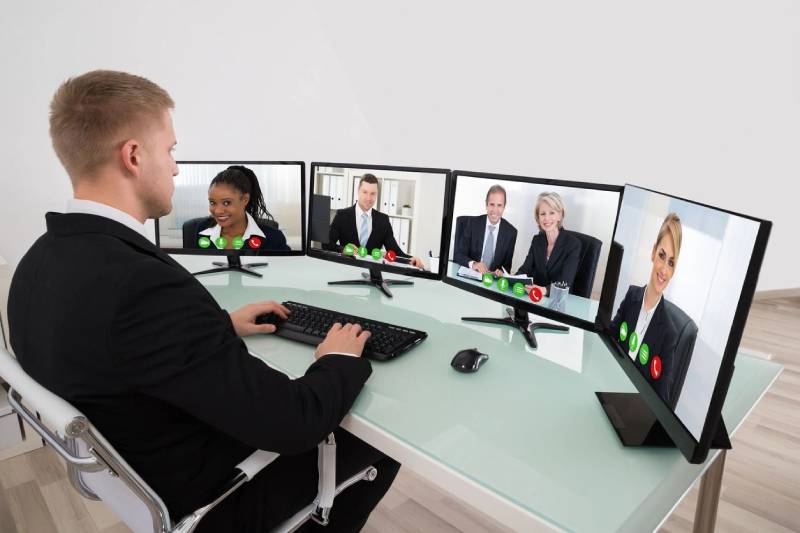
[314,323,371,360]
[229,301,290,337]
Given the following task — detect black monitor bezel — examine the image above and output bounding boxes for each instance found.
[597,184,771,463]
[307,162,452,280]
[442,169,624,330]
[155,160,307,257]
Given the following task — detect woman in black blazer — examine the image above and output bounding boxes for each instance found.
[193,165,290,251]
[514,191,581,296]
[610,213,698,408]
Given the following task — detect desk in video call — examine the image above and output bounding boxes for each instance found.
[176,254,782,532]
[446,260,599,323]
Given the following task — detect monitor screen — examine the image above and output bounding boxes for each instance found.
[444,171,622,326]
[156,161,304,254]
[606,185,768,441]
[307,163,450,278]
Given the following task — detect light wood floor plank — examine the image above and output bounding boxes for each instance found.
[5,480,59,533]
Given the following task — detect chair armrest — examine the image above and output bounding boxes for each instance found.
[236,449,279,481]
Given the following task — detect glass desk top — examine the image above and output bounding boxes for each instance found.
[179,255,782,532]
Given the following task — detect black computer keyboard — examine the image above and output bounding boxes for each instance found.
[256,301,427,361]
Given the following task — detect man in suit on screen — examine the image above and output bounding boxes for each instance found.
[453,184,518,275]
[326,173,424,268]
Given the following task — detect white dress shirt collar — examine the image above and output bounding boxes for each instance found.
[66,198,148,239]
[198,212,267,248]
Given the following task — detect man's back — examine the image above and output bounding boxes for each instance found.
[9,212,372,518]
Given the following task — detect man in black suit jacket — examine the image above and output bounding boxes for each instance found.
[9,70,398,532]
[453,185,518,275]
[610,285,698,409]
[325,174,425,268]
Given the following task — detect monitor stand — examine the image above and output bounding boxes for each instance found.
[192,255,268,278]
[462,306,569,349]
[328,267,413,298]
[595,391,731,449]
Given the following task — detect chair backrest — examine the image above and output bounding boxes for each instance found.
[0,346,171,533]
[564,230,602,299]
[310,195,332,244]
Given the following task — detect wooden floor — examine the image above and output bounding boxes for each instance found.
[0,295,797,532]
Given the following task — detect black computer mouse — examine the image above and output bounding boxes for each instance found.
[450,348,489,373]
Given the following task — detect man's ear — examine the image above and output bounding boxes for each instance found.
[119,139,141,176]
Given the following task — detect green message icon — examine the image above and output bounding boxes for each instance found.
[358,246,368,257]
[512,282,526,296]
[371,248,382,260]
[215,236,227,249]
[232,236,244,250]
[198,236,211,249]
[639,343,650,366]
[497,277,509,291]
[628,331,639,353]
[482,273,494,287]
[343,243,356,256]
[619,321,628,342]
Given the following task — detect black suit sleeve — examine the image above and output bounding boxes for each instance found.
[325,211,345,252]
[378,216,410,258]
[558,237,581,287]
[453,221,473,267]
[110,258,371,453]
[610,286,635,339]
[662,315,698,407]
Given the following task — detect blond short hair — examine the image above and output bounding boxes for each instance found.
[535,192,566,230]
[654,212,683,263]
[49,70,174,179]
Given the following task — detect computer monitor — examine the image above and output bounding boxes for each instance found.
[596,184,771,463]
[442,170,622,346]
[307,162,451,297]
[155,161,305,277]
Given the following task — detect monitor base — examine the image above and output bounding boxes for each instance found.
[328,267,413,298]
[462,306,569,349]
[192,255,268,278]
[596,391,731,449]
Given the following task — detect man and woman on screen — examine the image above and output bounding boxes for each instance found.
[186,165,290,251]
[454,185,582,297]
[324,173,425,269]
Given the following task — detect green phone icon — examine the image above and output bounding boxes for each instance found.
[619,321,628,342]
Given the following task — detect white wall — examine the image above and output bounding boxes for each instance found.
[0,1,797,291]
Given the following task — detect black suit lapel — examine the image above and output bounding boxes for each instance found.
[547,230,569,270]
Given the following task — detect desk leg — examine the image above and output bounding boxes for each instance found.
[693,450,726,533]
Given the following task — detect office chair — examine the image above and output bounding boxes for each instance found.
[0,346,376,533]
[181,217,279,248]
[564,230,602,299]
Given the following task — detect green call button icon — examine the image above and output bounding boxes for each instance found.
[198,236,211,249]
[497,277,509,291]
[628,331,639,353]
[482,273,494,287]
[232,236,244,250]
[619,321,628,342]
[371,248,382,260]
[343,243,356,256]
[358,246,368,257]
[512,282,526,296]
[639,343,650,366]
[215,236,227,249]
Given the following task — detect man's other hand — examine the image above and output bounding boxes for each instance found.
[229,301,290,336]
